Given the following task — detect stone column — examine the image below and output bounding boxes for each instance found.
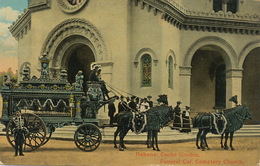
[226,69,243,108]
[179,66,192,108]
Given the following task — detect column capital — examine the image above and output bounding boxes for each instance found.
[226,69,243,78]
[179,66,192,76]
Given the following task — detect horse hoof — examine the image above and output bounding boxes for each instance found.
[224,147,229,150]
[114,145,118,148]
[231,148,235,151]
[197,147,201,149]
[123,146,127,149]
[119,148,124,151]
[157,149,160,151]
[153,148,156,151]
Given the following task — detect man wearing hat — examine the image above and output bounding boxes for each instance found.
[147,95,153,108]
[128,96,137,112]
[172,101,182,130]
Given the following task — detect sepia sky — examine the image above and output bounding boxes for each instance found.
[0,0,27,72]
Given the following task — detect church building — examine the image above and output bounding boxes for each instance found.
[9,0,260,123]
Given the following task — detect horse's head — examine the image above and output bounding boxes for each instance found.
[242,104,252,120]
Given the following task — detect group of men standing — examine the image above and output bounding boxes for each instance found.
[107,94,191,133]
[107,95,154,125]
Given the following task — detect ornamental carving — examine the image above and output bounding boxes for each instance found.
[134,0,260,35]
[41,18,108,67]
[179,66,191,76]
[183,36,238,68]
[58,0,89,13]
[226,69,243,78]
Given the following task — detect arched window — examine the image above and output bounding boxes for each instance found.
[141,54,152,87]
[168,56,173,88]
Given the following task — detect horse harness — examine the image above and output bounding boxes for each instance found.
[197,113,227,134]
[131,112,147,134]
[131,106,172,134]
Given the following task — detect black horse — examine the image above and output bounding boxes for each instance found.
[193,104,252,151]
[113,105,174,151]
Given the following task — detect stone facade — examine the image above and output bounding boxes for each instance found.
[9,0,260,123]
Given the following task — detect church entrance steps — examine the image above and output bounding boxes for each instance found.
[0,124,259,143]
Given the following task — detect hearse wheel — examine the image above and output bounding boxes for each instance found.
[42,124,55,145]
[6,113,47,152]
[74,123,102,152]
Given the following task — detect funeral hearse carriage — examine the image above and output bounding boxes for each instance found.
[0,54,115,152]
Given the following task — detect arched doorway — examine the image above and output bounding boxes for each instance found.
[65,44,95,92]
[190,47,226,112]
[242,47,260,124]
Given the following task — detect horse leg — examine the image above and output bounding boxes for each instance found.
[147,130,152,148]
[114,127,121,148]
[122,128,130,149]
[119,127,129,151]
[220,133,224,148]
[151,131,156,151]
[204,133,210,150]
[200,130,205,151]
[229,131,235,150]
[119,127,126,151]
[196,129,202,149]
[200,130,208,151]
[154,131,160,151]
[224,132,229,150]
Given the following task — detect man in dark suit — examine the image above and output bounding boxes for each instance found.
[147,95,153,108]
[108,101,116,125]
[128,96,137,112]
[12,111,29,156]
[118,96,128,113]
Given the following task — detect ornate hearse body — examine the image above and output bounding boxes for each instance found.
[0,54,115,152]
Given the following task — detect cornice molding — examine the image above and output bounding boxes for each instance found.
[135,0,260,35]
[9,0,260,38]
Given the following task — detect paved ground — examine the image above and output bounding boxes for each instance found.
[0,136,260,166]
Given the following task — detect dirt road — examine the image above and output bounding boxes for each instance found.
[0,136,259,166]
